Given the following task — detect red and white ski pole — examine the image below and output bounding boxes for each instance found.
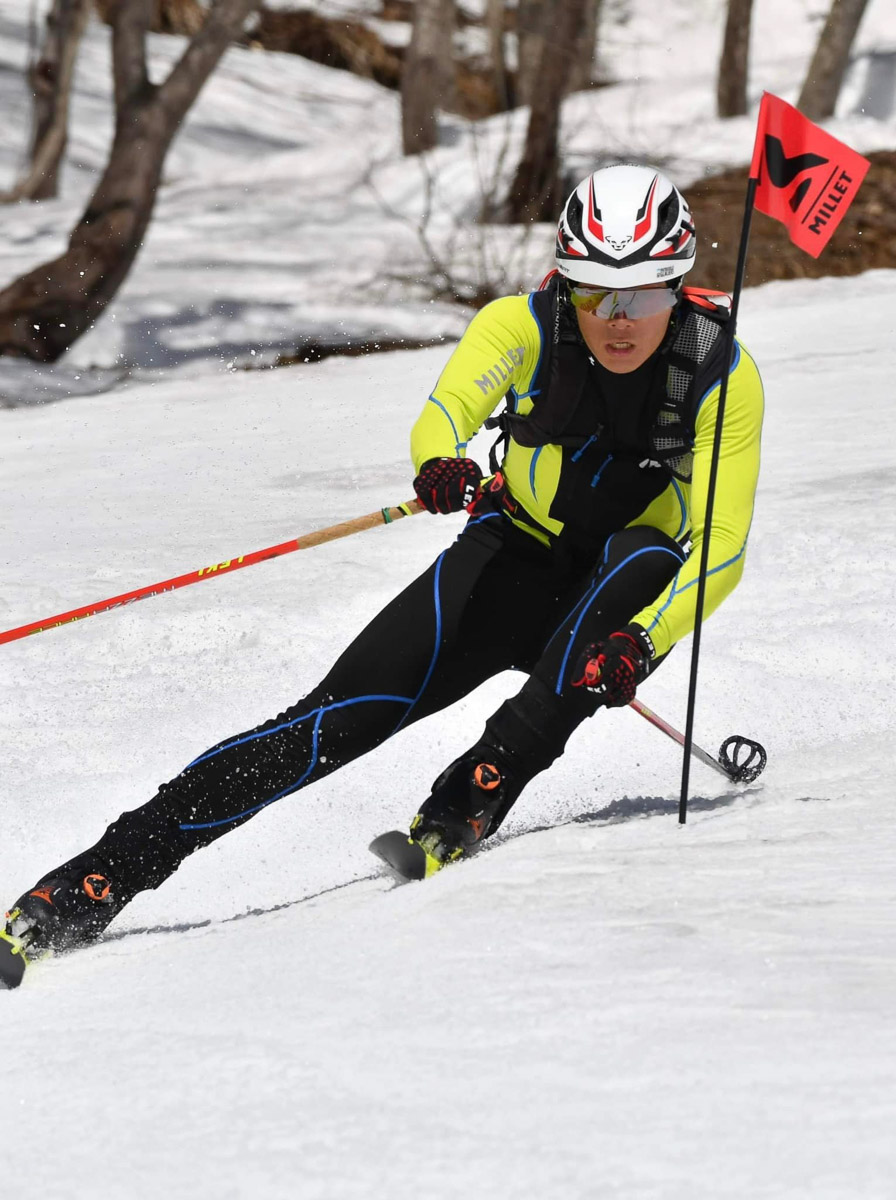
[0,499,422,646]
[1,498,766,784]
[630,697,766,784]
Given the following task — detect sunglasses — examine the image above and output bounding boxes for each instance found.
[568,284,678,319]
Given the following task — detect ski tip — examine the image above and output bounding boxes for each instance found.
[369,830,433,882]
[0,931,30,991]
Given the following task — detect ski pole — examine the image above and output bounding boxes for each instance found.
[0,499,424,646]
[629,697,766,784]
[3,497,766,786]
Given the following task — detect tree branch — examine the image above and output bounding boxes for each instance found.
[111,0,153,111]
[158,0,260,130]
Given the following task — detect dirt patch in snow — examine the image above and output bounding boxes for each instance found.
[688,149,896,291]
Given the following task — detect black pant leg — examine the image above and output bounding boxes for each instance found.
[81,515,559,891]
[532,524,687,702]
[466,526,688,793]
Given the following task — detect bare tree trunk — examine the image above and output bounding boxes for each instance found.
[505,0,587,223]
[515,0,546,109]
[4,0,90,202]
[568,0,601,94]
[797,0,871,120]
[0,0,259,362]
[401,0,454,155]
[486,0,512,111]
[717,0,754,117]
[517,0,595,105]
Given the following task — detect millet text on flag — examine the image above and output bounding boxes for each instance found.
[749,92,870,258]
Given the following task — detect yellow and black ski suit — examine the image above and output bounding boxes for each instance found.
[71,284,764,893]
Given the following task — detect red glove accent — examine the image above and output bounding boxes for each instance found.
[572,625,654,707]
[466,470,507,517]
[413,458,483,514]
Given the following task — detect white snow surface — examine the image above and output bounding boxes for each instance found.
[2,2,896,1198]
[2,271,896,1199]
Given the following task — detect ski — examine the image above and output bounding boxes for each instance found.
[0,929,35,990]
[369,830,461,882]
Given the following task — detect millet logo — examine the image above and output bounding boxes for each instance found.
[762,134,855,237]
[764,135,828,206]
[475,346,525,395]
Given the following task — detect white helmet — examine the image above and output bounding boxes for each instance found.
[555,164,696,288]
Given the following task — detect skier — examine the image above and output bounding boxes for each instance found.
[5,164,764,954]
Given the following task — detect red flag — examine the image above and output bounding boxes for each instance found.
[749,92,869,258]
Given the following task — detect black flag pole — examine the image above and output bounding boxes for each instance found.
[678,97,870,821]
[678,176,758,823]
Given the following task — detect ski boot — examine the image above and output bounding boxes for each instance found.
[372,680,572,882]
[4,858,125,959]
[410,750,521,869]
[370,752,519,882]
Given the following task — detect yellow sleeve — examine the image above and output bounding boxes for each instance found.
[632,340,764,658]
[410,295,540,470]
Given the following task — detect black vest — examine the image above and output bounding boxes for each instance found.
[486,276,733,556]
[489,274,732,484]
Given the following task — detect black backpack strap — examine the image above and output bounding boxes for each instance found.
[484,411,510,475]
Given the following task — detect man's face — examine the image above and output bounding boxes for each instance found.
[571,283,675,374]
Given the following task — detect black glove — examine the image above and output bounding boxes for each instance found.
[413,457,483,515]
[571,625,655,707]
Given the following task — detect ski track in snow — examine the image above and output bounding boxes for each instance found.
[1,1,896,1196]
[2,272,895,1200]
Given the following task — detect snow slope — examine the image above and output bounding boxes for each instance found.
[2,1,896,1195]
[2,270,896,1198]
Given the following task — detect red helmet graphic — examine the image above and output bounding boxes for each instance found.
[556,164,696,288]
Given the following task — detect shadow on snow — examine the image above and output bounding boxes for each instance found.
[98,788,768,948]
